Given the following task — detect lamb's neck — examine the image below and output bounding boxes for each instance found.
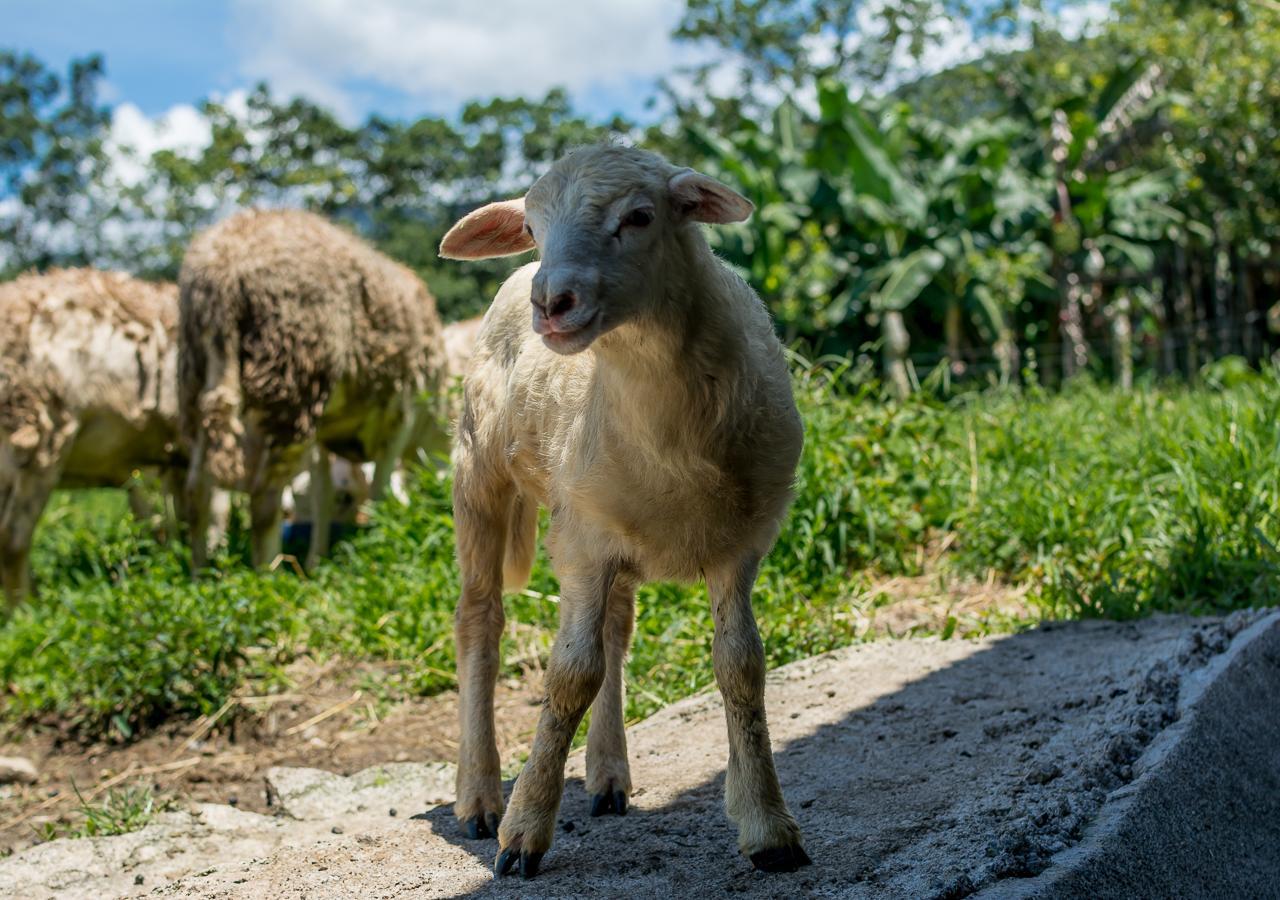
[592,233,743,434]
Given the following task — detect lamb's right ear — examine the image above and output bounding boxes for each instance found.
[439,198,535,260]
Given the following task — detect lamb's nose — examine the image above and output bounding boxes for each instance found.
[532,288,577,318]
[546,291,577,319]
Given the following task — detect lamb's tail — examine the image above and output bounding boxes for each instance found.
[502,492,537,592]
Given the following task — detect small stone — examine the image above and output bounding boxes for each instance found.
[331,826,344,835]
[389,808,398,817]
[561,821,575,833]
[227,795,238,807]
[1026,764,1063,785]
[134,874,145,886]
[0,757,38,785]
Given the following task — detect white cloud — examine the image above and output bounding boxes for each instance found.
[106,101,213,186]
[1058,1,1113,40]
[229,0,696,118]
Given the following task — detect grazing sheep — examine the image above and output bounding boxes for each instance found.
[0,268,182,606]
[439,145,809,878]
[178,209,448,570]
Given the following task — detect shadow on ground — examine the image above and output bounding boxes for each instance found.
[409,613,1275,900]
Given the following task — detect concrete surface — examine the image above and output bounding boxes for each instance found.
[981,610,1280,900]
[265,762,456,821]
[1,610,1275,899]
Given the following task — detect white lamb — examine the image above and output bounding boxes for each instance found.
[439,145,809,878]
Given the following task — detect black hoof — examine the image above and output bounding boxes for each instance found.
[495,846,544,879]
[750,844,813,872]
[461,811,501,840]
[589,789,628,817]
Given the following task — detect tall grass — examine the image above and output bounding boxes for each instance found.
[2,362,1277,737]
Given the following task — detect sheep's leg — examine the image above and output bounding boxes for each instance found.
[585,572,637,817]
[1,525,34,610]
[1,506,36,609]
[707,556,810,872]
[305,447,333,570]
[0,472,57,608]
[242,424,286,570]
[208,489,231,550]
[453,473,509,840]
[496,563,614,878]
[371,393,415,502]
[248,486,283,569]
[184,437,215,572]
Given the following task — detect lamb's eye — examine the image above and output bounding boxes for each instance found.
[523,223,534,238]
[622,208,653,229]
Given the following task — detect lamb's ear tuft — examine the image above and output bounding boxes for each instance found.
[667,170,754,224]
[439,199,535,260]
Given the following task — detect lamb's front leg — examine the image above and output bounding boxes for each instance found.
[708,556,811,872]
[586,573,637,816]
[497,565,613,878]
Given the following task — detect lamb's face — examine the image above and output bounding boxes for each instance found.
[439,145,753,356]
[521,154,673,355]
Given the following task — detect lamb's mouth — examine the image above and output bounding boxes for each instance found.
[535,309,602,354]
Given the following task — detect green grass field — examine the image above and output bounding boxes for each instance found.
[3,360,1277,740]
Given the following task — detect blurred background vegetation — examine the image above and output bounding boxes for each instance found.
[3,0,1277,389]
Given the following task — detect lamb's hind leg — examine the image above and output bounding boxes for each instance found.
[496,558,613,878]
[708,555,810,872]
[452,471,510,840]
[586,571,637,817]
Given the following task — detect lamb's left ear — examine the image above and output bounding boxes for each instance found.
[439,198,535,260]
[668,169,754,224]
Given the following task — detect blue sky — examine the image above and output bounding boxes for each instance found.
[4,0,692,123]
[8,1,240,115]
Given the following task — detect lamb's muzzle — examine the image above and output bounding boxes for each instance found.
[440,144,809,878]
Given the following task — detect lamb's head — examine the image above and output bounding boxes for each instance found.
[439,145,753,355]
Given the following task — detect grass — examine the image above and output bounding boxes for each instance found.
[2,359,1277,739]
[31,785,166,842]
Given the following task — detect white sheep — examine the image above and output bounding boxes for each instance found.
[0,268,183,606]
[439,145,810,878]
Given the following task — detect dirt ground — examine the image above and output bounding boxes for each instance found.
[0,572,1031,857]
[0,666,545,855]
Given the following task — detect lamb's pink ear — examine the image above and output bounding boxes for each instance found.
[439,198,535,260]
[668,170,754,224]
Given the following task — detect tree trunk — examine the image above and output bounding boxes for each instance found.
[1174,244,1198,379]
[944,298,963,377]
[882,310,912,400]
[1111,294,1133,392]
[1061,272,1089,379]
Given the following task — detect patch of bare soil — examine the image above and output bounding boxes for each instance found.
[0,663,544,856]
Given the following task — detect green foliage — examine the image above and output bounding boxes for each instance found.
[72,784,163,838]
[927,368,1280,616]
[0,51,111,276]
[4,368,1277,737]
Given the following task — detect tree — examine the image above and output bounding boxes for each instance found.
[0,52,110,276]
